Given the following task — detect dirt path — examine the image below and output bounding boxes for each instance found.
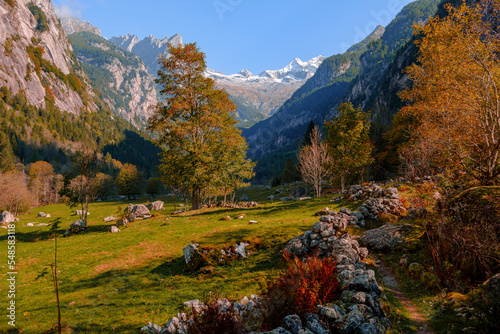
[374,258,435,334]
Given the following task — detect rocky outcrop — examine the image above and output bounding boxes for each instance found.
[0,0,97,113]
[70,219,85,232]
[68,31,157,129]
[360,224,415,251]
[59,16,101,36]
[183,242,252,271]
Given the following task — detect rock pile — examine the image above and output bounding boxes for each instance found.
[360,224,415,252]
[206,201,259,209]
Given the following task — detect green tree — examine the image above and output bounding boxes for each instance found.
[148,43,254,209]
[145,177,161,197]
[302,120,316,147]
[0,131,15,173]
[115,163,143,199]
[324,103,373,191]
[281,158,299,184]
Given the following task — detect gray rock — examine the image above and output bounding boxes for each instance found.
[236,242,249,258]
[337,310,364,333]
[37,212,47,217]
[340,207,352,215]
[304,313,328,334]
[268,195,275,200]
[183,299,205,313]
[292,186,306,198]
[141,322,162,334]
[26,223,34,227]
[240,194,249,201]
[283,314,302,334]
[70,220,86,232]
[104,216,116,222]
[76,210,90,216]
[357,323,378,334]
[36,223,49,226]
[249,220,258,224]
[0,211,16,224]
[124,204,151,221]
[110,226,120,233]
[318,305,345,322]
[360,224,414,251]
[285,237,305,256]
[147,201,164,211]
[45,214,51,218]
[116,218,128,226]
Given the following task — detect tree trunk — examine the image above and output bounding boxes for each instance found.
[223,188,227,206]
[341,174,345,192]
[192,187,202,210]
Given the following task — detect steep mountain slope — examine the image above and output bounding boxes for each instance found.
[109,34,183,76]
[205,56,326,122]
[244,0,441,161]
[68,30,157,129]
[243,25,385,159]
[60,16,101,37]
[0,0,97,113]
[0,0,159,174]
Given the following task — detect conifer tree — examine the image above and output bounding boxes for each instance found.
[0,131,14,173]
[149,43,254,209]
[302,120,316,147]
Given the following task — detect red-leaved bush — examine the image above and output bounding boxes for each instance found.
[263,251,340,329]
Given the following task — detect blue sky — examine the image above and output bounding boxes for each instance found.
[53,0,416,74]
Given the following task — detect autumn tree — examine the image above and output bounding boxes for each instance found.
[148,43,255,209]
[115,163,143,199]
[400,1,500,185]
[325,103,373,191]
[145,177,161,198]
[297,126,330,197]
[29,161,55,205]
[0,171,34,215]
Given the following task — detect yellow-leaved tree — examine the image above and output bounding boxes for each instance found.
[400,1,500,185]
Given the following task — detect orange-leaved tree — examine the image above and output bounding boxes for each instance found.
[400,1,500,185]
[148,43,254,209]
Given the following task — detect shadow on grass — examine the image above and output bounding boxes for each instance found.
[0,224,116,243]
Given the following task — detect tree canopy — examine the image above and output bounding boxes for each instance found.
[400,1,500,185]
[148,43,254,209]
[324,103,373,191]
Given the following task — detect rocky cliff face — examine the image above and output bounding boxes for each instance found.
[0,0,96,113]
[66,28,157,129]
[110,33,183,76]
[59,16,101,37]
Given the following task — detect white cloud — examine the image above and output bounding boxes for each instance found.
[54,1,84,18]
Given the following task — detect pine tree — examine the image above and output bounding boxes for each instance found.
[148,43,254,209]
[302,120,316,147]
[281,158,299,184]
[0,131,15,173]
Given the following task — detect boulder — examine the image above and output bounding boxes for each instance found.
[183,244,208,271]
[103,216,116,222]
[0,211,16,224]
[116,218,128,226]
[268,195,275,200]
[240,194,249,201]
[146,201,164,211]
[37,212,47,217]
[249,220,258,224]
[110,226,120,233]
[70,220,86,233]
[124,204,151,221]
[283,314,302,334]
[236,242,249,258]
[304,313,328,334]
[360,224,414,251]
[292,186,306,198]
[26,223,34,227]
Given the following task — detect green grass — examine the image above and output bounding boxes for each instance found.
[0,187,342,333]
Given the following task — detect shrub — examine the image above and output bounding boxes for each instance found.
[428,187,500,284]
[186,295,242,334]
[263,252,340,329]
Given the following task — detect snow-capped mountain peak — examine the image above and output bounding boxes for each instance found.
[205,55,326,85]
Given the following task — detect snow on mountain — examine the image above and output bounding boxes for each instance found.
[205,56,326,85]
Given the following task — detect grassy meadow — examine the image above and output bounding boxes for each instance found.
[0,186,356,333]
